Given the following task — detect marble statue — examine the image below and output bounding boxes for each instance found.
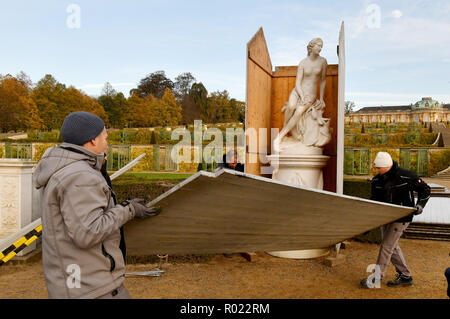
[273,38,331,153]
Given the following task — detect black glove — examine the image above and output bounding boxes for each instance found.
[128,198,161,219]
[413,204,423,215]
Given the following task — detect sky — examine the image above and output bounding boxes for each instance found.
[1,0,449,110]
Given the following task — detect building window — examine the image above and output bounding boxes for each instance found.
[354,116,359,123]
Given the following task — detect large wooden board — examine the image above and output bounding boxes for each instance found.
[245,28,273,176]
[337,21,346,194]
[124,170,413,255]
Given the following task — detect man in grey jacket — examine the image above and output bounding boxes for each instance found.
[33,111,159,299]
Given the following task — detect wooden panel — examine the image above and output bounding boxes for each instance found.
[322,66,338,192]
[245,28,273,175]
[246,27,272,74]
[124,170,414,255]
[244,160,262,176]
[336,22,346,194]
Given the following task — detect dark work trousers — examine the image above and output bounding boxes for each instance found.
[376,222,412,279]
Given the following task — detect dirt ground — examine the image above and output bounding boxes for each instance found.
[1,239,449,299]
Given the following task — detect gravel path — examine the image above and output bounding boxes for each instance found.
[1,239,448,299]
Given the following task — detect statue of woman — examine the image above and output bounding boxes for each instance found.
[273,38,331,152]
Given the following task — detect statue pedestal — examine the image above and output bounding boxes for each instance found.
[0,159,37,256]
[266,150,330,259]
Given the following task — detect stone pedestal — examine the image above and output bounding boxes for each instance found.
[267,148,330,259]
[0,159,37,256]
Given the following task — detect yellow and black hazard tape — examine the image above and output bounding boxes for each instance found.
[0,224,42,266]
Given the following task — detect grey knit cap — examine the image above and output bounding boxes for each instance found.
[61,111,105,146]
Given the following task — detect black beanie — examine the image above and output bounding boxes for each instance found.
[61,111,105,146]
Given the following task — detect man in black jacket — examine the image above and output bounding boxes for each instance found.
[361,152,431,288]
[216,150,244,172]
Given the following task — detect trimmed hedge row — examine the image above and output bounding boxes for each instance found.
[111,175,180,203]
[345,132,438,147]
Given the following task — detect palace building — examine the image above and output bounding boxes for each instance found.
[345,97,450,124]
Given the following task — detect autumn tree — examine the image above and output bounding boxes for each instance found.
[203,90,244,123]
[62,86,108,122]
[32,74,108,129]
[208,90,232,123]
[126,94,153,127]
[0,74,43,132]
[32,74,67,130]
[98,82,129,128]
[159,88,182,126]
[130,71,174,98]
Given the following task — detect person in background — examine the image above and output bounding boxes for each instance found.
[360,152,430,288]
[215,150,244,172]
[34,111,160,299]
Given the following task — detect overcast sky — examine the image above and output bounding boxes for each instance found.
[1,0,449,110]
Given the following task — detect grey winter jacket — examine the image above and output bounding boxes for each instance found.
[33,143,135,299]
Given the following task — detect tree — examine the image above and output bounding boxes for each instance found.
[130,71,174,99]
[174,72,196,102]
[159,88,182,126]
[229,98,245,123]
[345,101,355,115]
[98,82,128,128]
[190,82,209,121]
[62,87,105,117]
[32,74,67,130]
[16,71,33,88]
[208,90,233,123]
[204,90,244,123]
[0,74,43,132]
[126,94,153,127]
[180,94,202,124]
[150,130,159,144]
[361,123,365,133]
[32,75,108,129]
[102,82,116,97]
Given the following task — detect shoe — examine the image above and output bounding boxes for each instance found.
[360,277,381,289]
[387,273,414,287]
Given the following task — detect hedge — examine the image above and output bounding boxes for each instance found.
[33,143,57,162]
[111,175,180,203]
